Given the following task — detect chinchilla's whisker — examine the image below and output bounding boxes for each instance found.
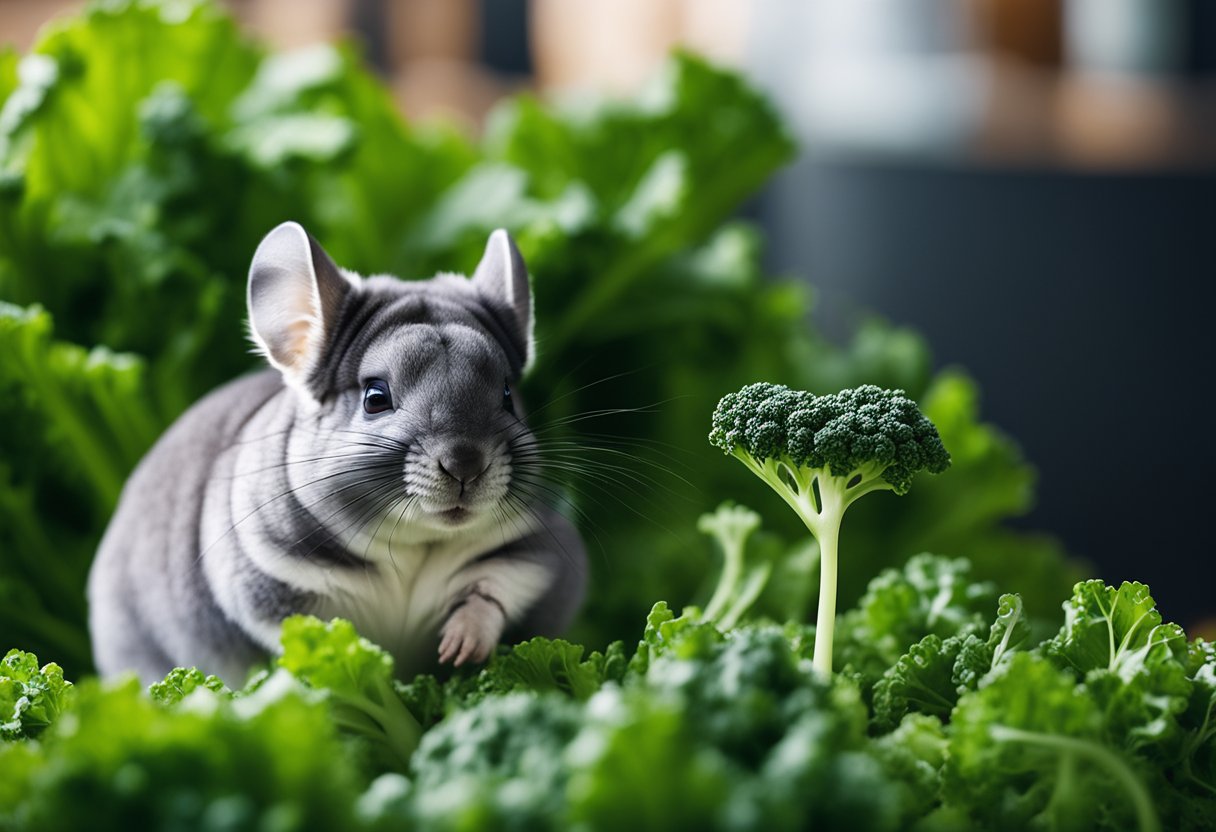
[250,476,403,580]
[214,450,402,481]
[512,460,680,538]
[499,492,578,569]
[512,448,680,500]
[504,484,608,568]
[528,408,662,434]
[361,489,416,564]
[532,435,692,465]
[521,366,651,422]
[525,449,696,501]
[529,395,687,431]
[197,467,401,565]
[508,474,603,537]
[329,427,412,447]
[272,476,401,556]
[488,497,530,553]
[386,495,423,580]
[294,478,406,565]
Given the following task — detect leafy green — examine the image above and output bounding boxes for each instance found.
[836,553,996,691]
[387,615,907,832]
[6,568,1216,831]
[147,666,228,706]
[1045,581,1193,759]
[1045,581,1187,679]
[0,303,158,671]
[946,652,1162,832]
[0,648,72,740]
[405,692,584,831]
[871,593,1031,731]
[871,713,949,821]
[277,615,422,771]
[872,635,969,731]
[0,673,363,832]
[474,637,628,701]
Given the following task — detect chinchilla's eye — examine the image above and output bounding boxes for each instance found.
[363,380,393,415]
[502,380,515,415]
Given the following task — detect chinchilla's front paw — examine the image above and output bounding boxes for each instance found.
[438,595,505,666]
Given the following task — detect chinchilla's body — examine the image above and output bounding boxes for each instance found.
[89,223,586,684]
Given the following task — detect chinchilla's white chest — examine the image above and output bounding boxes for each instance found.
[309,517,530,670]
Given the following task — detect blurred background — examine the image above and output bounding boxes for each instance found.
[2,0,1213,635]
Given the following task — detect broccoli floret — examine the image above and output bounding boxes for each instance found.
[709,383,950,675]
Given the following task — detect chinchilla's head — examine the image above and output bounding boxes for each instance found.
[247,221,540,544]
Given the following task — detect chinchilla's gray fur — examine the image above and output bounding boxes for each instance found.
[88,223,586,684]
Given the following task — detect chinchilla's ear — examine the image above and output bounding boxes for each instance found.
[247,221,354,392]
[471,229,534,374]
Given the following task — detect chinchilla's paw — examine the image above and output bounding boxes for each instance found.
[437,595,504,666]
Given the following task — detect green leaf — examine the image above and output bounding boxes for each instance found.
[626,601,724,679]
[1182,639,1216,765]
[278,616,394,696]
[0,673,361,830]
[565,689,733,830]
[406,691,584,830]
[946,652,1162,832]
[835,554,995,689]
[1046,581,1187,679]
[477,637,627,701]
[1044,581,1194,761]
[872,635,967,731]
[0,648,72,741]
[0,304,160,672]
[277,616,422,770]
[0,303,159,508]
[148,666,229,707]
[873,593,1033,732]
[987,593,1031,667]
[872,714,949,822]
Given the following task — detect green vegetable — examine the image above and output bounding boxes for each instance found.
[277,616,423,771]
[0,648,72,740]
[946,652,1162,832]
[0,304,158,669]
[147,666,229,706]
[871,592,1029,731]
[6,569,1216,830]
[697,502,772,628]
[710,383,950,675]
[407,692,584,830]
[471,637,628,701]
[0,673,362,832]
[835,553,996,691]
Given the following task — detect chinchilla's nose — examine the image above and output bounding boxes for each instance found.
[437,442,486,486]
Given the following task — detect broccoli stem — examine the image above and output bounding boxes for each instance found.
[732,449,893,675]
[811,488,844,677]
[703,535,744,624]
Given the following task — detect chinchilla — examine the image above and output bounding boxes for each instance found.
[88,222,586,684]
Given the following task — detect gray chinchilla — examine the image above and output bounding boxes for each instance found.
[88,222,587,684]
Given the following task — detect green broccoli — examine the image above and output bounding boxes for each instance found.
[709,383,950,675]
